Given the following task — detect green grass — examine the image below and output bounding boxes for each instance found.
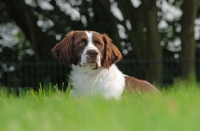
[1,82,200,131]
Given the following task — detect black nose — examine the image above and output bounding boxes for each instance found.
[87,50,98,57]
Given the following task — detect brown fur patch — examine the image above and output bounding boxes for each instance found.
[125,76,161,94]
[102,34,122,68]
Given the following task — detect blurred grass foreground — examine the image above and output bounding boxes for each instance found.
[0,81,200,131]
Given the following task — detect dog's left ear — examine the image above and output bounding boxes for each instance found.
[102,34,122,69]
[51,31,75,66]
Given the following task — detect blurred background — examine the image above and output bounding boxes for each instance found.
[0,0,199,90]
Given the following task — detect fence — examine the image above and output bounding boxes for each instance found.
[1,59,200,89]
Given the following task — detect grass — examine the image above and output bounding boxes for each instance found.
[0,82,200,131]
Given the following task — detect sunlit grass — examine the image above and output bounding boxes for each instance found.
[0,82,200,131]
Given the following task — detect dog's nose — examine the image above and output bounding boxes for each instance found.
[87,50,98,57]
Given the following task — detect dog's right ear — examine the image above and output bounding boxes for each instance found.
[102,34,122,69]
[51,31,75,66]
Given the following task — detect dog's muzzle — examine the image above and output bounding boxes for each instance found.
[86,49,99,63]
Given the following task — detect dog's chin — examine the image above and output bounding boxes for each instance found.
[79,61,101,69]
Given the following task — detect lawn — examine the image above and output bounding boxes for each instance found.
[0,82,200,131]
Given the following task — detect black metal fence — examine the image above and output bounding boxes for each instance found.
[1,59,200,89]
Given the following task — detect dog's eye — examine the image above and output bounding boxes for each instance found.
[78,41,85,46]
[95,42,102,46]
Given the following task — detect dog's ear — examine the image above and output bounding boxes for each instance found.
[51,31,75,66]
[102,34,122,69]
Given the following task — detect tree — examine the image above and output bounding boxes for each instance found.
[180,0,198,80]
[142,0,162,84]
[113,0,162,84]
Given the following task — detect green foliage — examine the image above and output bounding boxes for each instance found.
[0,82,200,131]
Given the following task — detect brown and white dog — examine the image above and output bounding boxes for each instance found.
[52,31,160,99]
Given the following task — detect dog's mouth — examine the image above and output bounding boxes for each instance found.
[88,60,97,68]
[79,59,101,69]
[88,60,96,64]
[87,57,98,64]
[79,55,101,69]
[79,60,97,66]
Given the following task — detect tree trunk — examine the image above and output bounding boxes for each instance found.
[115,0,149,80]
[142,0,163,85]
[180,0,198,81]
[113,0,163,84]
[20,0,40,62]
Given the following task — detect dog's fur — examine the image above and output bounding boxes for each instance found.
[52,31,160,99]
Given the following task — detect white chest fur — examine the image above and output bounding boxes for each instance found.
[69,64,125,99]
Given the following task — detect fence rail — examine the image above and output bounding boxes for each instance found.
[0,59,200,89]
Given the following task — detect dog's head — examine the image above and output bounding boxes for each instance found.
[52,31,122,69]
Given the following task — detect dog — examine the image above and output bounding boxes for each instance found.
[52,30,160,99]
